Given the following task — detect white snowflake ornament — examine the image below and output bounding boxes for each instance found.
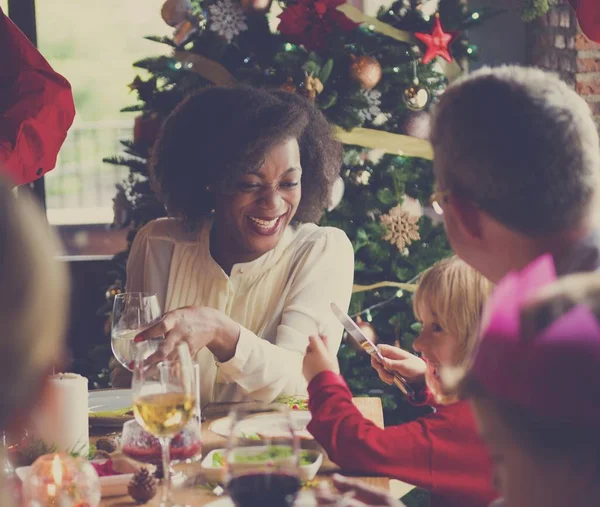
[208,0,248,43]
[358,89,383,123]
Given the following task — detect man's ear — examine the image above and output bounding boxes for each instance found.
[447,193,484,241]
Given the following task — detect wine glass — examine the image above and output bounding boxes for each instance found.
[132,344,196,506]
[121,418,202,477]
[111,292,162,371]
[225,406,301,507]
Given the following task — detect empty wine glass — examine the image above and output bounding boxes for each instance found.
[225,406,301,507]
[111,292,161,371]
[132,344,196,506]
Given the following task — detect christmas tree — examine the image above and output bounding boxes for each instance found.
[99,0,499,422]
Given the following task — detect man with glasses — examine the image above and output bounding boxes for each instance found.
[429,65,600,282]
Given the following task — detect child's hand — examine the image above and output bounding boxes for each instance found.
[371,344,426,385]
[303,335,340,383]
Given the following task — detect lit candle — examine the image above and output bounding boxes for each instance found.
[22,453,101,506]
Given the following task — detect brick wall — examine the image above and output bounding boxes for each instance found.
[526,0,600,125]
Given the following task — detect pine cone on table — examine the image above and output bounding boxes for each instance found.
[128,468,158,504]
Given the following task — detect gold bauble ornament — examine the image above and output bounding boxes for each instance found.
[403,82,430,111]
[161,0,193,27]
[173,19,198,46]
[349,56,382,90]
[240,0,273,13]
[280,77,297,94]
[300,74,324,100]
[356,317,379,345]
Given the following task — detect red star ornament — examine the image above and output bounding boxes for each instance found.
[415,15,456,64]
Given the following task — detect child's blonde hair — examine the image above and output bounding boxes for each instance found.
[413,256,493,367]
[0,181,69,428]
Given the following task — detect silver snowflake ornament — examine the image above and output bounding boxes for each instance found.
[208,0,248,43]
[358,89,384,123]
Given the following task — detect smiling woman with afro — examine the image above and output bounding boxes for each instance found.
[114,85,355,405]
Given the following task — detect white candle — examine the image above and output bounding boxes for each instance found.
[33,373,89,456]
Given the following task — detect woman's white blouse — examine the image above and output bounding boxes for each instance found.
[126,217,354,405]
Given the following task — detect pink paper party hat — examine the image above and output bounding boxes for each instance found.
[472,254,600,427]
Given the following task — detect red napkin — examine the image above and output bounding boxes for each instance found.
[0,8,75,186]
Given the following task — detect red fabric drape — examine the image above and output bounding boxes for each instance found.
[0,7,75,186]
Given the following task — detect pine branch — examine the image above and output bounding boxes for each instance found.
[521,0,550,22]
[144,35,178,47]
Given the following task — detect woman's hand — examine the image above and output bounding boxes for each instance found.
[371,344,426,386]
[134,306,241,363]
[316,474,406,507]
[303,335,340,384]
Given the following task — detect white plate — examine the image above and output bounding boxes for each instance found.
[88,389,133,427]
[206,490,316,507]
[209,412,313,440]
[16,463,134,498]
[201,448,323,483]
[88,389,132,412]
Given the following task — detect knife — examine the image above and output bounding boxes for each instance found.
[330,302,415,398]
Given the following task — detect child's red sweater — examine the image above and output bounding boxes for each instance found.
[307,371,497,507]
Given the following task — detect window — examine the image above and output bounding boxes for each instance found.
[35,0,170,256]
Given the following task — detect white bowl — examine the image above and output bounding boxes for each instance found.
[16,462,134,498]
[200,447,323,483]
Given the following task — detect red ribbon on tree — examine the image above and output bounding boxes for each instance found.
[278,0,359,51]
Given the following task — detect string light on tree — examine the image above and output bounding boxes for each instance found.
[414,14,456,64]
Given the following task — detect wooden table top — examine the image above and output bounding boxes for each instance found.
[99,398,391,506]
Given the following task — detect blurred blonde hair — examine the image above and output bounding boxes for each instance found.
[413,256,493,368]
[0,180,69,428]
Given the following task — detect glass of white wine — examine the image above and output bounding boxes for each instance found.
[111,292,161,371]
[132,343,196,506]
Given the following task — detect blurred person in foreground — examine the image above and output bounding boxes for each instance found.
[0,178,70,503]
[447,254,600,507]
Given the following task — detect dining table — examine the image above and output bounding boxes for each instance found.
[96,397,410,506]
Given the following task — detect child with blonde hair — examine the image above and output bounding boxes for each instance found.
[453,254,600,507]
[303,257,497,507]
[0,179,69,503]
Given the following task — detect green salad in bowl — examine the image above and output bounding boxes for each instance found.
[201,446,323,482]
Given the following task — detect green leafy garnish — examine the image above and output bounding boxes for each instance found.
[212,451,224,467]
[274,395,309,411]
[211,447,317,467]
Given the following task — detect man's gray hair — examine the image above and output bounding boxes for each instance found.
[430,65,600,235]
